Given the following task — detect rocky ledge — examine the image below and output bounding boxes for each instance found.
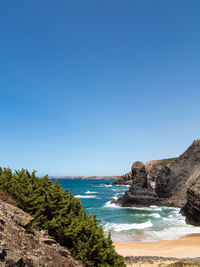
[0,195,83,267]
[112,171,132,186]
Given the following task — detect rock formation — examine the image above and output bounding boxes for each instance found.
[0,189,16,206]
[181,175,200,226]
[155,139,200,206]
[112,158,176,187]
[0,193,83,267]
[114,139,200,210]
[115,162,159,207]
[112,171,132,185]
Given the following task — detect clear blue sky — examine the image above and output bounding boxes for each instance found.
[0,1,200,176]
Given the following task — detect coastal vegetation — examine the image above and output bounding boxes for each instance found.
[0,167,125,267]
[159,157,177,166]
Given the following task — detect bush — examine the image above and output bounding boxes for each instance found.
[0,167,125,266]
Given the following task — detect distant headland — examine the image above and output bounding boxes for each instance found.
[49,176,119,180]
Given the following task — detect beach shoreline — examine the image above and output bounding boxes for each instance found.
[114,233,200,258]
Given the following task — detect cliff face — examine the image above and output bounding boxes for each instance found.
[181,175,200,226]
[155,139,200,206]
[114,139,200,209]
[113,158,176,187]
[0,195,83,267]
[115,162,159,207]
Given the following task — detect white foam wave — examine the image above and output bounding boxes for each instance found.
[104,221,153,232]
[112,193,120,200]
[125,206,162,212]
[75,195,97,199]
[104,184,112,187]
[151,213,161,218]
[149,206,162,211]
[146,225,200,242]
[112,188,123,192]
[115,185,130,187]
[85,191,98,194]
[104,201,121,208]
[103,202,165,212]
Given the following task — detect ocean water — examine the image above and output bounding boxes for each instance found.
[51,178,200,242]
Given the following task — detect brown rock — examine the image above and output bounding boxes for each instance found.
[114,139,200,209]
[0,199,84,267]
[0,189,16,206]
[112,171,132,186]
[112,158,176,187]
[114,161,159,207]
[131,161,148,187]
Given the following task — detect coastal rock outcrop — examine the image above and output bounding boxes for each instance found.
[112,158,176,187]
[112,171,132,186]
[155,139,200,206]
[0,197,83,267]
[115,162,159,206]
[181,176,200,226]
[114,139,200,210]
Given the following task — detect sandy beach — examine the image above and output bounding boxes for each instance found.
[114,234,200,258]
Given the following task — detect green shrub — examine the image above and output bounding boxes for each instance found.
[0,167,125,267]
[159,157,177,166]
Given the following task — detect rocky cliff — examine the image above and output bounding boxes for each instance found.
[112,171,132,185]
[114,139,200,209]
[181,175,200,226]
[114,162,160,207]
[155,139,200,206]
[0,194,83,267]
[112,158,176,187]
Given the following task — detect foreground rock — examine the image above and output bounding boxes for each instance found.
[0,198,83,267]
[181,175,200,226]
[114,162,159,207]
[0,189,16,206]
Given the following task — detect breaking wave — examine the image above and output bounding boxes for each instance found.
[104,221,153,232]
[104,201,121,208]
[75,195,97,199]
[85,191,98,194]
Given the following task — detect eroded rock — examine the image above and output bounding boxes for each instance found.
[155,139,200,206]
[181,176,200,226]
[0,199,84,267]
[115,162,159,207]
[112,171,132,186]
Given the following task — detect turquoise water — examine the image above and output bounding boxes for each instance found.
[51,178,200,242]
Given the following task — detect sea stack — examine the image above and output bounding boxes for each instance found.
[115,161,159,207]
[113,139,200,226]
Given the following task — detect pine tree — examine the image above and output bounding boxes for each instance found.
[0,167,125,266]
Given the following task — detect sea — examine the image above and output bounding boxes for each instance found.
[51,178,200,242]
